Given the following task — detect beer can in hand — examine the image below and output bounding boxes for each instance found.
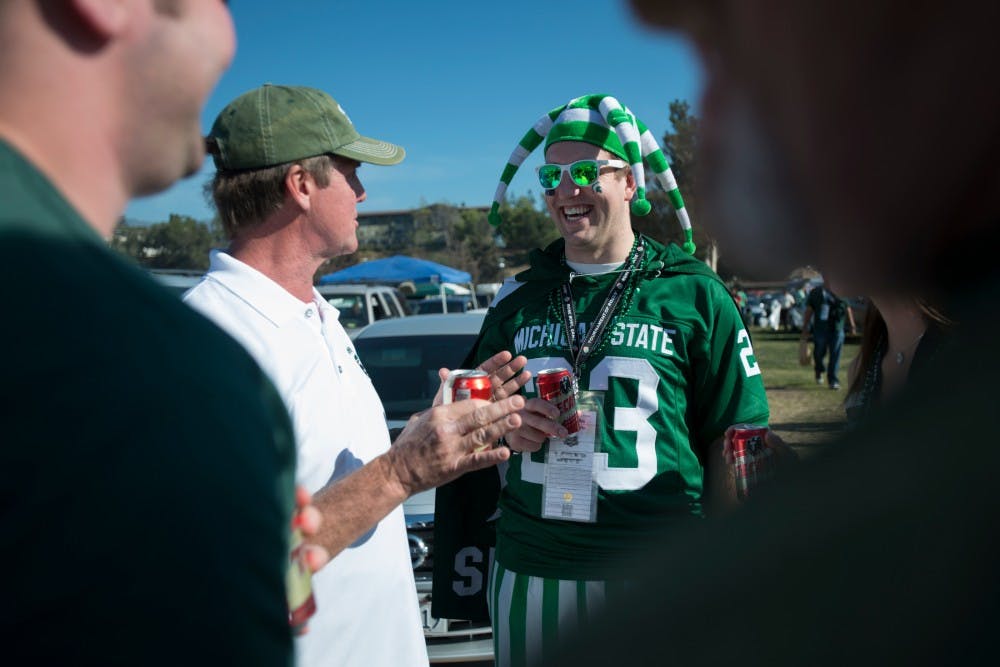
[536,367,580,440]
[287,527,317,635]
[731,424,774,501]
[442,369,492,404]
[443,369,495,451]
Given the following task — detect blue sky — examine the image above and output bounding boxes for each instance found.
[125,0,703,224]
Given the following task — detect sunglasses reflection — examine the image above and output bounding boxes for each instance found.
[536,159,628,190]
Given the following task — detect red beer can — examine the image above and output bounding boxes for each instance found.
[536,367,580,435]
[444,369,492,403]
[730,424,774,500]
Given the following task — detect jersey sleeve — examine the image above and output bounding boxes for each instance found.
[690,279,770,445]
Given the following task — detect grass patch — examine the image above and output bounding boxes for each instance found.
[749,329,859,456]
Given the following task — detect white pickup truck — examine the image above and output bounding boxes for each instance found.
[316,283,410,338]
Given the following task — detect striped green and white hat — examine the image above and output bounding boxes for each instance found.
[488,93,695,254]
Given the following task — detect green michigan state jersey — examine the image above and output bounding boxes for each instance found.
[469,236,769,580]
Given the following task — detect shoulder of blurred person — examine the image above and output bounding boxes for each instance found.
[0,169,297,664]
[553,0,1000,663]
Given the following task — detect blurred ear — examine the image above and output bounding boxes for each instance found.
[70,0,129,38]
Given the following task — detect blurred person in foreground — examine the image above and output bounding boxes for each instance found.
[433,93,771,667]
[0,1,303,664]
[185,84,527,667]
[844,298,951,428]
[547,1,1000,665]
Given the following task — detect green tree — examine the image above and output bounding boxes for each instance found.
[496,193,558,266]
[660,99,699,195]
[110,218,150,261]
[453,206,501,283]
[112,215,220,270]
[145,214,219,270]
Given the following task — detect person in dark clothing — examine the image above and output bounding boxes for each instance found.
[801,280,857,388]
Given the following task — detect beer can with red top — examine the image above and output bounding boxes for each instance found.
[443,369,492,404]
[536,367,580,436]
[731,424,774,500]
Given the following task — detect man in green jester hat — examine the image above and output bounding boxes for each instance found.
[432,94,772,667]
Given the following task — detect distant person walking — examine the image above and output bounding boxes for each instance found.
[801,279,857,389]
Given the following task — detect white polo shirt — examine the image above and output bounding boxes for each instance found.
[185,250,427,667]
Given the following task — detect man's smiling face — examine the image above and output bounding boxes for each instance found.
[542,141,635,263]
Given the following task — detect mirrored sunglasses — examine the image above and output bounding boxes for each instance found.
[536,159,628,190]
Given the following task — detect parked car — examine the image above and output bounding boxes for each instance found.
[354,313,493,663]
[316,283,410,337]
[411,296,478,315]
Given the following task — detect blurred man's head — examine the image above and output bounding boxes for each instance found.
[629,0,1000,294]
[123,0,237,195]
[0,0,236,228]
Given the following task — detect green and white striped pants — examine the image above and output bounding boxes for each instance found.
[488,559,630,667]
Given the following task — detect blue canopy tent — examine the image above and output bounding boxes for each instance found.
[318,255,475,312]
[318,255,471,285]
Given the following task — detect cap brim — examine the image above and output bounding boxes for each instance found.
[333,136,405,166]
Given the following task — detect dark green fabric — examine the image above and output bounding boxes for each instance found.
[0,140,297,666]
[550,271,1000,667]
[432,465,501,622]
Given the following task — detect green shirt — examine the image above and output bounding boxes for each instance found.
[469,236,769,579]
[0,140,297,665]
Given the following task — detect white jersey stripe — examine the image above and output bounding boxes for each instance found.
[524,574,544,666]
[557,578,578,645]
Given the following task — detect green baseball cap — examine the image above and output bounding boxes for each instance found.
[207,84,405,170]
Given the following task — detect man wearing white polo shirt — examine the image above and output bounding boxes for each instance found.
[185,84,527,667]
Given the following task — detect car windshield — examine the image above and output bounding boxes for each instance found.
[327,295,367,329]
[355,333,478,420]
